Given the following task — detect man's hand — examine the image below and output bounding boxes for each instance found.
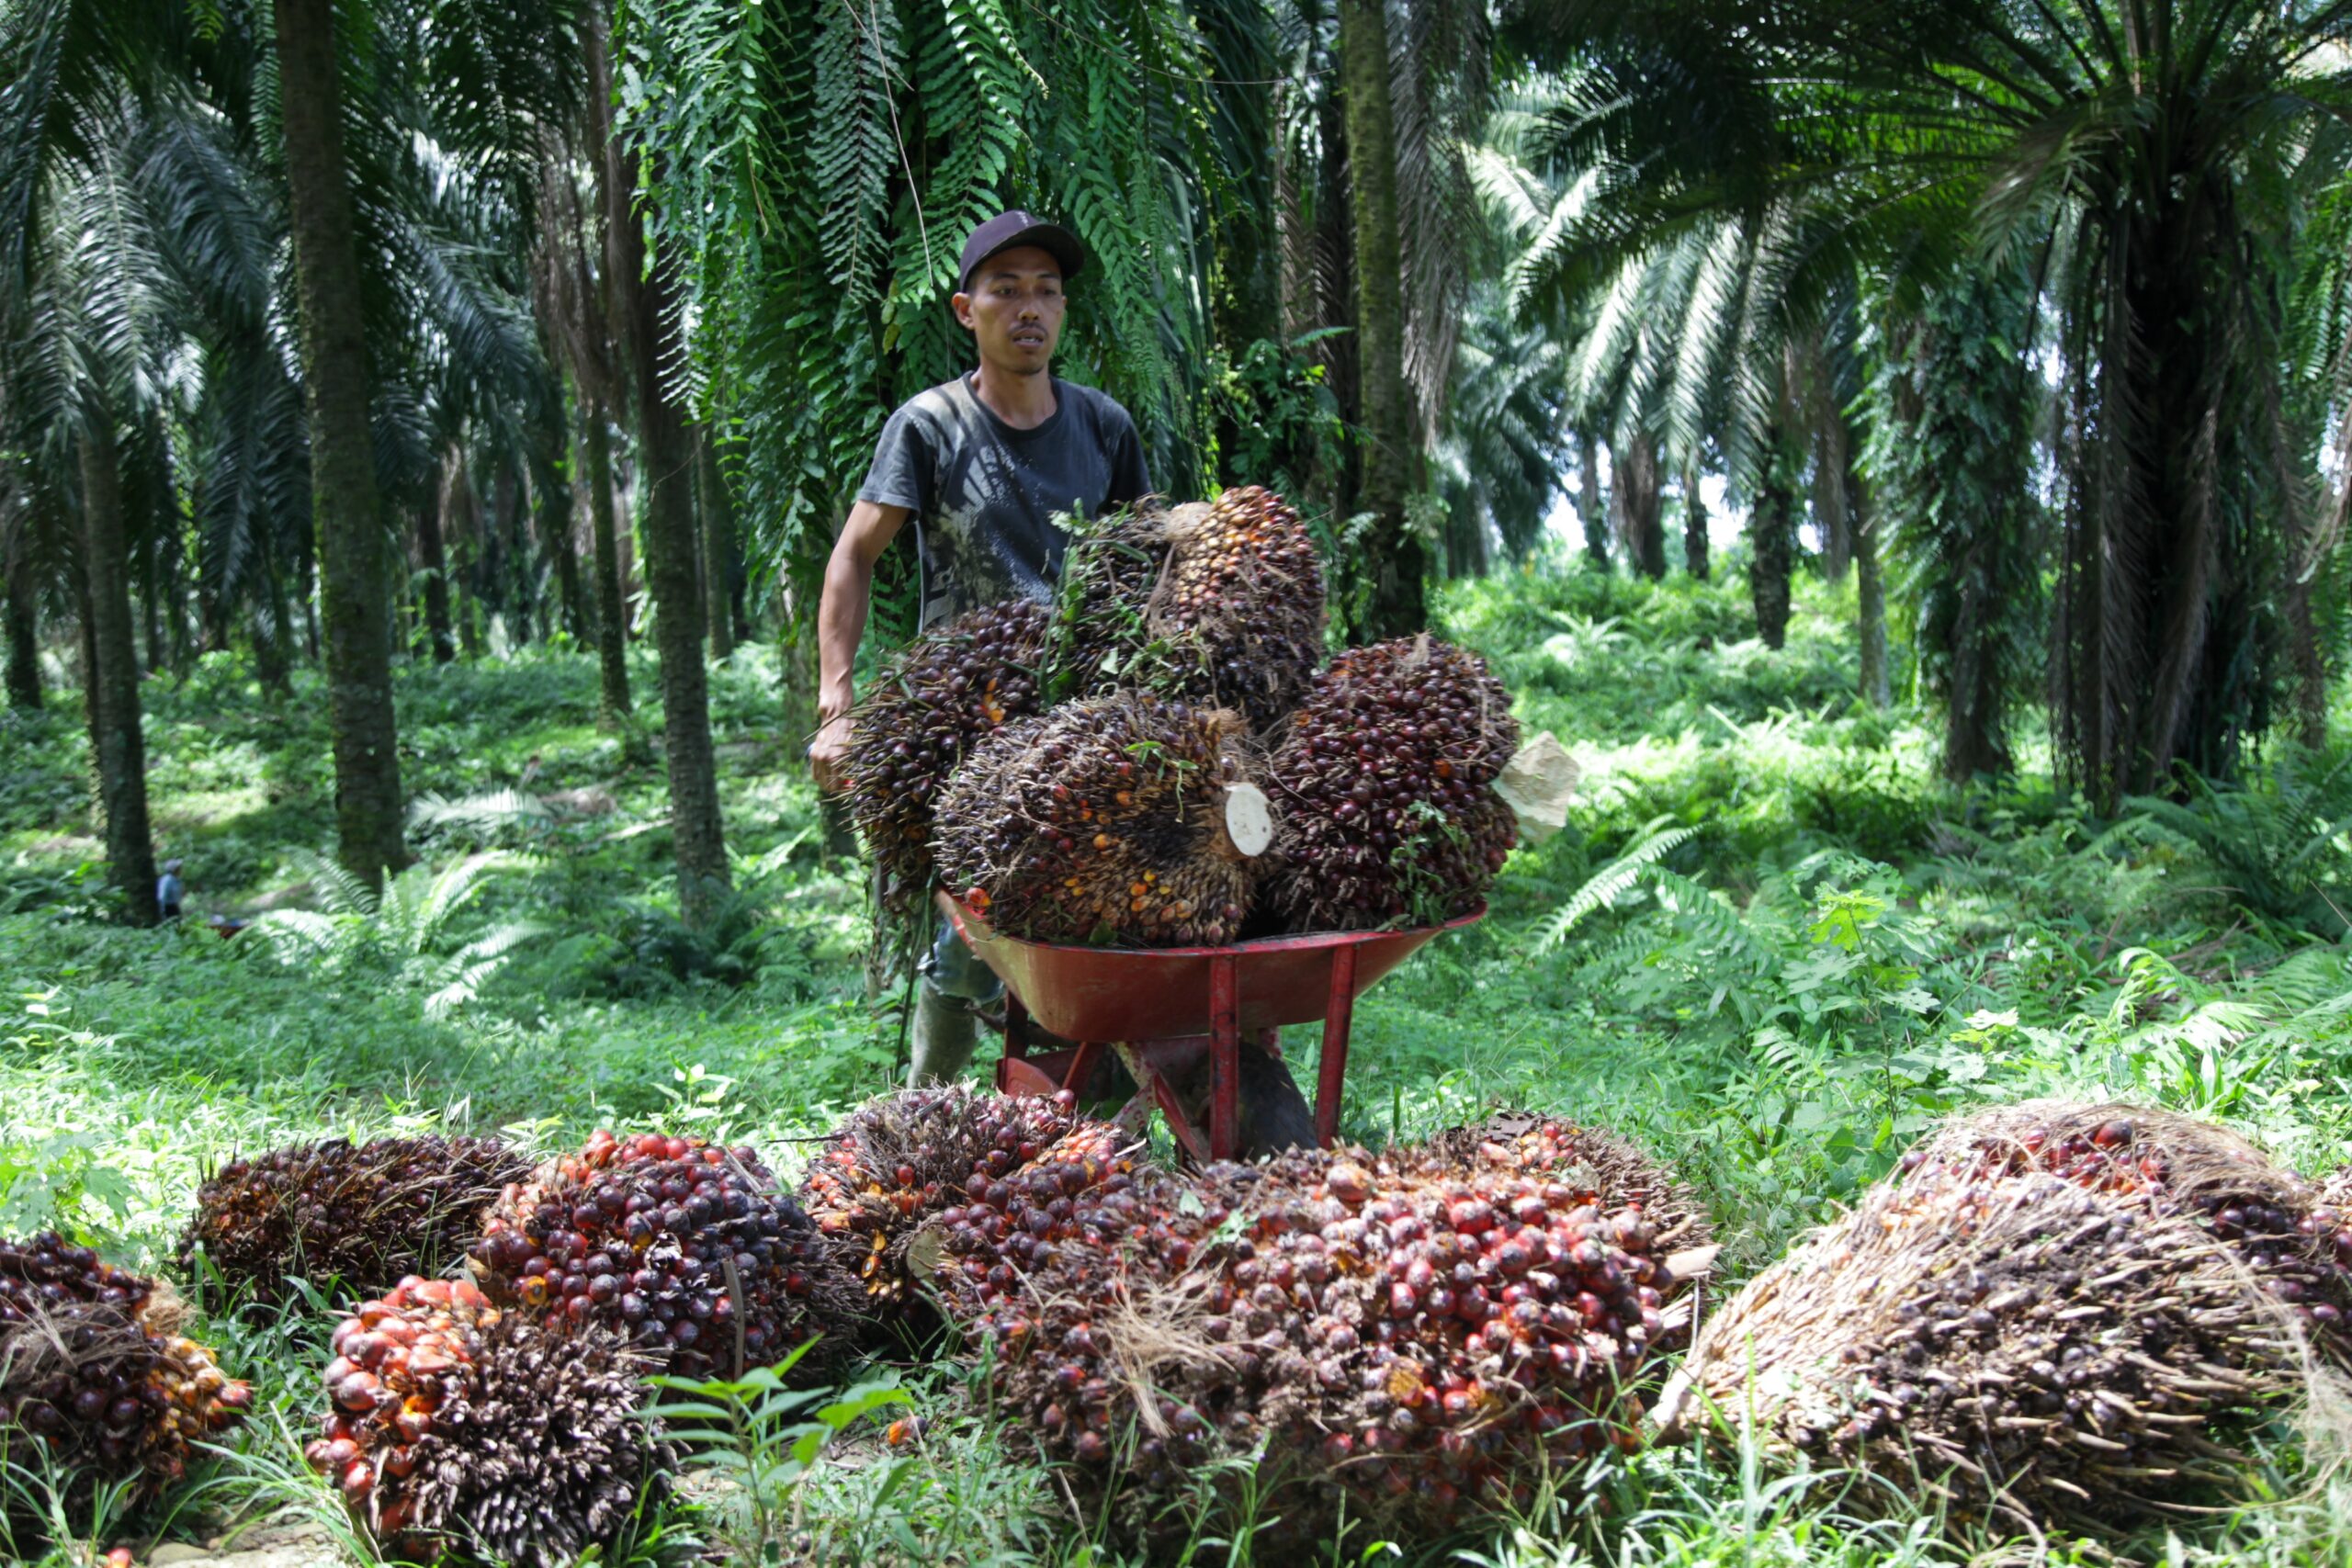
[808,704,854,794]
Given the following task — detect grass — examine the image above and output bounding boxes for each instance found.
[2,570,2349,1564]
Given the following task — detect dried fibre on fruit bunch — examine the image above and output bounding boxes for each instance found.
[1895,1100,2352,1359]
[1051,487,1326,731]
[842,598,1049,907]
[1,1234,251,1527]
[309,1276,671,1568]
[1265,635,1520,932]
[1659,1164,2313,1535]
[175,1134,531,1311]
[937,1141,1683,1553]
[469,1132,860,1382]
[934,694,1265,946]
[798,1086,1090,1314]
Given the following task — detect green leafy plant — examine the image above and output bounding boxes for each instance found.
[644,1340,911,1563]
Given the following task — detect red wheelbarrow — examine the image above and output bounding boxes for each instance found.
[938,893,1483,1162]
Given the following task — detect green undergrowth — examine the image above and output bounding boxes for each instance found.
[2,570,2349,1564]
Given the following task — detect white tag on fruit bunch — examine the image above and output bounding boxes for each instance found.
[1494,731,1578,843]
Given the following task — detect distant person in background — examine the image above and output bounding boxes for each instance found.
[156,859,185,920]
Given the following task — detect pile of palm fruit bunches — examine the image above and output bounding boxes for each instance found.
[14,1100,2344,1560]
[842,484,1522,942]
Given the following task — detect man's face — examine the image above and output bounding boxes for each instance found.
[952,245,1065,377]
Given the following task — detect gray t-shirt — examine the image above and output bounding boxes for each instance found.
[857,374,1149,628]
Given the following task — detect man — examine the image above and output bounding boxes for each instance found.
[155,859,184,921]
[808,210,1149,1086]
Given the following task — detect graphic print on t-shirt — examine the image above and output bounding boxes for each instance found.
[857,375,1150,628]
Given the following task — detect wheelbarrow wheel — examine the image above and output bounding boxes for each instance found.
[1236,1040,1316,1157]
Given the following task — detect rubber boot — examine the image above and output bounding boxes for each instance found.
[907,984,979,1088]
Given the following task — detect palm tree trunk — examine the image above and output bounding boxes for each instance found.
[416,495,456,663]
[76,420,157,925]
[274,0,406,890]
[5,536,40,711]
[695,432,735,660]
[598,20,728,926]
[1751,423,1797,649]
[1855,493,1889,709]
[541,461,585,643]
[1814,422,1852,582]
[1338,0,1425,639]
[1577,429,1609,569]
[628,247,729,927]
[582,407,631,726]
[1613,434,1665,579]
[1682,463,1709,579]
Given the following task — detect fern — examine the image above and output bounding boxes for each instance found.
[1535,815,1699,949]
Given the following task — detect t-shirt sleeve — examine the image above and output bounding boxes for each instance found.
[856,406,931,513]
[1104,403,1149,506]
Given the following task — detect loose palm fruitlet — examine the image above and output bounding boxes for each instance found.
[1895,1101,2352,1356]
[1,1233,251,1516]
[1659,1162,2312,1534]
[842,598,1050,906]
[935,1139,1679,1550]
[175,1134,530,1310]
[1264,635,1520,931]
[799,1086,1088,1309]
[469,1131,857,1381]
[308,1275,670,1567]
[934,694,1270,946]
[1052,488,1325,730]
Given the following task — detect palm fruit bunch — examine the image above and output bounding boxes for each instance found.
[1264,634,1520,932]
[798,1086,1090,1311]
[841,598,1051,906]
[1051,488,1325,731]
[933,693,1267,946]
[1659,1157,2311,1535]
[1,1233,252,1513]
[468,1130,857,1381]
[1403,1113,1713,1347]
[308,1275,669,1567]
[1893,1101,2352,1355]
[175,1134,531,1310]
[935,1139,1680,1550]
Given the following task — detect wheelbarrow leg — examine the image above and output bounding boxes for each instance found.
[1315,946,1357,1148]
[1209,954,1239,1160]
[1004,994,1030,1060]
[1060,1039,1104,1099]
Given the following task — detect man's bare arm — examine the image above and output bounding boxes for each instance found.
[808,499,910,791]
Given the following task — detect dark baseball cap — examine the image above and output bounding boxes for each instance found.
[956,209,1086,293]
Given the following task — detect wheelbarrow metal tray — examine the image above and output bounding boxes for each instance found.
[940,895,1481,1041]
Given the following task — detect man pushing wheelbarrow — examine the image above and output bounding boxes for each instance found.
[803,210,1317,1151]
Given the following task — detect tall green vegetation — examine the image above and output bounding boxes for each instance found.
[1865,265,2047,779]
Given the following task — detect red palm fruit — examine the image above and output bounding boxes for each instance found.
[470,1132,859,1382]
[1262,636,1521,932]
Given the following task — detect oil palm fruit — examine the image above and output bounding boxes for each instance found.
[1052,487,1325,731]
[937,1140,1679,1551]
[1264,635,1519,931]
[842,598,1051,906]
[933,694,1272,946]
[1894,1101,2351,1353]
[1,1233,251,1518]
[1662,1153,2315,1534]
[469,1131,858,1381]
[798,1086,1091,1308]
[176,1134,530,1311]
[308,1275,668,1567]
